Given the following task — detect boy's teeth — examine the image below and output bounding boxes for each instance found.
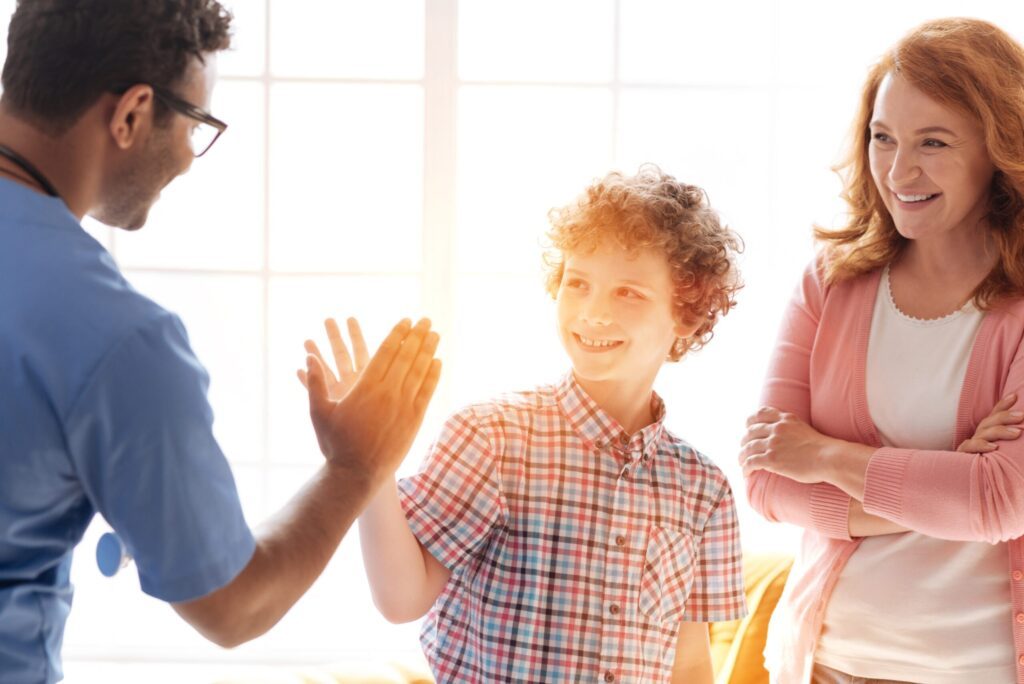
[896,192,936,202]
[579,335,618,348]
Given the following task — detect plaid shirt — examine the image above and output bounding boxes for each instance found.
[398,372,747,683]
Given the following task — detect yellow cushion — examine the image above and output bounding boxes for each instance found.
[710,552,792,684]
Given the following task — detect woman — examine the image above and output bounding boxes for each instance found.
[741,18,1024,684]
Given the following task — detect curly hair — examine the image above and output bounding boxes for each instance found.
[2,0,232,133]
[543,165,743,362]
[818,17,1024,309]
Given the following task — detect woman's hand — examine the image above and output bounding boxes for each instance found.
[296,317,370,402]
[740,407,838,483]
[958,393,1022,453]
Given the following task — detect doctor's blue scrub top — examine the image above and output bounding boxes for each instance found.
[0,179,256,683]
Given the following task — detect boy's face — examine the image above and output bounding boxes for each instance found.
[556,241,695,388]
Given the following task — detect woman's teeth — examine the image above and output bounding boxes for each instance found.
[896,192,937,202]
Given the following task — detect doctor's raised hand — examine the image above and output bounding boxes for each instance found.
[299,317,442,489]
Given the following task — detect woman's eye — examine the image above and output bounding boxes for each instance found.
[565,278,586,289]
[923,138,948,148]
[619,288,642,299]
[872,132,892,144]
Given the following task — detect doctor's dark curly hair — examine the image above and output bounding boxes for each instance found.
[2,0,232,133]
[544,164,743,361]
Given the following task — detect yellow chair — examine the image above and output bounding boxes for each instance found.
[710,553,793,684]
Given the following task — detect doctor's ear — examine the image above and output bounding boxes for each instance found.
[108,85,156,151]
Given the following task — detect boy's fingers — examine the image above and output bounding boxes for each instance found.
[325,318,354,377]
[402,331,441,397]
[305,355,329,420]
[364,318,413,382]
[348,318,371,371]
[304,340,339,386]
[296,368,308,388]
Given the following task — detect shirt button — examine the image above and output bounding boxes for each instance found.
[604,672,616,683]
[1014,570,1023,581]
[619,433,629,445]
[614,535,626,547]
[1019,654,1024,666]
[609,603,620,615]
[1017,613,1024,624]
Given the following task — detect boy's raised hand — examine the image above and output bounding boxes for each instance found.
[958,393,1023,453]
[297,317,370,401]
[303,317,442,487]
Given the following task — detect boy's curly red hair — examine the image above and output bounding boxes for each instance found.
[544,164,743,361]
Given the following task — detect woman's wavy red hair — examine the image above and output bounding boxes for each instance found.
[818,17,1024,308]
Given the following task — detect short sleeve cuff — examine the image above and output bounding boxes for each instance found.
[397,476,458,570]
[140,529,256,603]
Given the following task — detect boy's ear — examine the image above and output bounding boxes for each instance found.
[673,318,702,340]
[108,85,156,151]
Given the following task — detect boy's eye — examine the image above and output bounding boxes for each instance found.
[618,288,643,299]
[564,277,587,289]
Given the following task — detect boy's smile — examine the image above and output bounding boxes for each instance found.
[556,241,694,421]
[573,333,624,351]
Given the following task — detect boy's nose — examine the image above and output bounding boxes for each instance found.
[581,309,613,327]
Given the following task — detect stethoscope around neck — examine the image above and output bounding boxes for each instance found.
[0,144,60,198]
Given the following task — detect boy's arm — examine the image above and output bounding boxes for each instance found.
[671,621,714,684]
[359,479,451,623]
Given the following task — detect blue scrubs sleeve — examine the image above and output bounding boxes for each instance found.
[63,312,256,602]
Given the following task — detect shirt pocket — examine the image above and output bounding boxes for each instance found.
[638,525,696,623]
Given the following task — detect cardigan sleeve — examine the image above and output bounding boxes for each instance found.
[862,328,1024,543]
[745,258,854,541]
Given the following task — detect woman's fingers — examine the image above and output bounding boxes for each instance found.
[958,437,998,453]
[972,424,1021,442]
[740,423,771,447]
[746,407,781,427]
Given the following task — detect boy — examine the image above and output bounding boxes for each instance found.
[308,165,747,682]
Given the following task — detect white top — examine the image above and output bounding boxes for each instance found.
[815,266,1014,683]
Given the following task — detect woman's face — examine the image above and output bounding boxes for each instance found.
[868,73,996,245]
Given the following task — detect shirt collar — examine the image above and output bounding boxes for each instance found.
[554,371,666,461]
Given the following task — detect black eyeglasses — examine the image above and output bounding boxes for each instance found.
[113,84,228,157]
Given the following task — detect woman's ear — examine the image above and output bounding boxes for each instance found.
[108,85,156,151]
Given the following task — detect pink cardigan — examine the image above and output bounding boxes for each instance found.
[748,259,1024,684]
